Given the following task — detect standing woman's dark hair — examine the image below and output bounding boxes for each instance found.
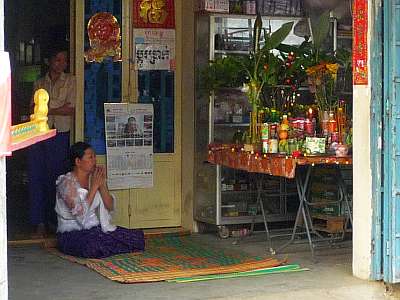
[69,142,92,168]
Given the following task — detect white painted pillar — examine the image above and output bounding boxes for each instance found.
[352,0,374,280]
[352,86,373,280]
[0,1,8,299]
[0,158,7,300]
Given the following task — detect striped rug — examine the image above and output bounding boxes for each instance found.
[49,235,286,283]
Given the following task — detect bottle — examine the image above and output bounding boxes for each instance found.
[282,114,289,126]
[328,111,337,133]
[321,111,329,136]
[232,129,243,144]
[337,107,346,143]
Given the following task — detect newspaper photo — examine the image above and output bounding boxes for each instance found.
[104,103,154,190]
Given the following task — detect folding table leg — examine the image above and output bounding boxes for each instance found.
[335,167,353,239]
[250,174,273,253]
[276,166,314,257]
[297,167,315,257]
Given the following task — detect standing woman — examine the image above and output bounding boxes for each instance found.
[28,47,76,237]
[56,142,145,258]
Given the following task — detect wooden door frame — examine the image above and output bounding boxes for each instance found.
[370,0,384,281]
[71,0,191,229]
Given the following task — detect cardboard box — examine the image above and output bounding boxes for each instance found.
[214,0,229,12]
[198,0,215,11]
[232,114,243,123]
[243,0,256,14]
[198,0,229,12]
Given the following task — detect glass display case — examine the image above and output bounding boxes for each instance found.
[194,13,304,237]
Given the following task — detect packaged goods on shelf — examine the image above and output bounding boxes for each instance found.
[198,0,229,13]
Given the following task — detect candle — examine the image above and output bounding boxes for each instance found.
[307,107,313,120]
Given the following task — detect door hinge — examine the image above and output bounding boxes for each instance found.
[386,241,390,256]
[128,204,132,217]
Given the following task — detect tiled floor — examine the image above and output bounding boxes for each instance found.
[8,232,392,300]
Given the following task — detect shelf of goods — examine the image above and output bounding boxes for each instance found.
[309,165,352,233]
[194,13,305,234]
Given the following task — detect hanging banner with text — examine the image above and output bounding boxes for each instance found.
[104,103,154,190]
[134,28,175,70]
[353,0,368,85]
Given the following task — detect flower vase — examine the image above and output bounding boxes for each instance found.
[250,109,259,144]
[244,108,260,152]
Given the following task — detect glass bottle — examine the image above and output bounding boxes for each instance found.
[328,111,337,133]
[282,114,289,126]
[270,108,278,123]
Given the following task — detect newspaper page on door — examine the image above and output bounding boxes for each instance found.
[104,103,154,190]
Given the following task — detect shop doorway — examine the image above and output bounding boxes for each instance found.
[4,0,70,240]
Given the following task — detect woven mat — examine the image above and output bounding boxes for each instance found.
[168,264,309,283]
[49,236,285,283]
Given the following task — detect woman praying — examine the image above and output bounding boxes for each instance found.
[55,142,145,258]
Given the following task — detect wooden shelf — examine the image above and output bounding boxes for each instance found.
[215,49,249,55]
[215,123,249,127]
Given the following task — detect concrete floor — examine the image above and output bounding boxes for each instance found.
[7,232,396,300]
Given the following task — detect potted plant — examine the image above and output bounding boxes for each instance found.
[200,14,294,146]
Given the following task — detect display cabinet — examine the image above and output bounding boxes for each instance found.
[194,13,304,237]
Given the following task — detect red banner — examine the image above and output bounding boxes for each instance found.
[133,0,175,29]
[353,0,368,85]
[0,52,11,156]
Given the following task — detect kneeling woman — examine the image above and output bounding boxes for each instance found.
[55,142,145,258]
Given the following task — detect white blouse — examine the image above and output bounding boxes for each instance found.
[55,172,116,233]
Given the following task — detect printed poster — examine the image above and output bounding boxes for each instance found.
[134,28,175,70]
[104,103,154,190]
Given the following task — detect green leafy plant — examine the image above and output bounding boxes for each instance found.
[199,14,295,113]
[277,11,352,112]
[240,17,294,111]
[198,56,246,92]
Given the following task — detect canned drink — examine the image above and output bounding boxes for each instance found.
[268,139,278,153]
[304,119,314,135]
[261,123,269,140]
[269,123,278,139]
[295,118,305,130]
[262,140,269,153]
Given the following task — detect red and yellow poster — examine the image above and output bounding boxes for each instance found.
[133,0,175,29]
[353,0,368,85]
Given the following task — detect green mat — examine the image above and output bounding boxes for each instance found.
[168,264,309,283]
[50,236,288,283]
